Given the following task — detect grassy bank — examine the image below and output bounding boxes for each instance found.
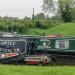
[27,23,75,36]
[0,65,75,75]
[0,23,75,37]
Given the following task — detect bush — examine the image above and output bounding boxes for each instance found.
[34,20,51,29]
[34,20,43,28]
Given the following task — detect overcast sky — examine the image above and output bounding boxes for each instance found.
[0,0,43,18]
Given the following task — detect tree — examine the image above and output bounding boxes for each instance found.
[71,7,75,22]
[42,0,75,22]
[34,12,45,20]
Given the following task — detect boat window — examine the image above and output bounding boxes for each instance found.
[55,40,69,49]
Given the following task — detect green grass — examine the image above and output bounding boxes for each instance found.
[27,23,75,36]
[0,65,75,75]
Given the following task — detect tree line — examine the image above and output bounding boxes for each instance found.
[0,13,63,34]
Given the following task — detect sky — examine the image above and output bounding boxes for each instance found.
[0,0,43,19]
